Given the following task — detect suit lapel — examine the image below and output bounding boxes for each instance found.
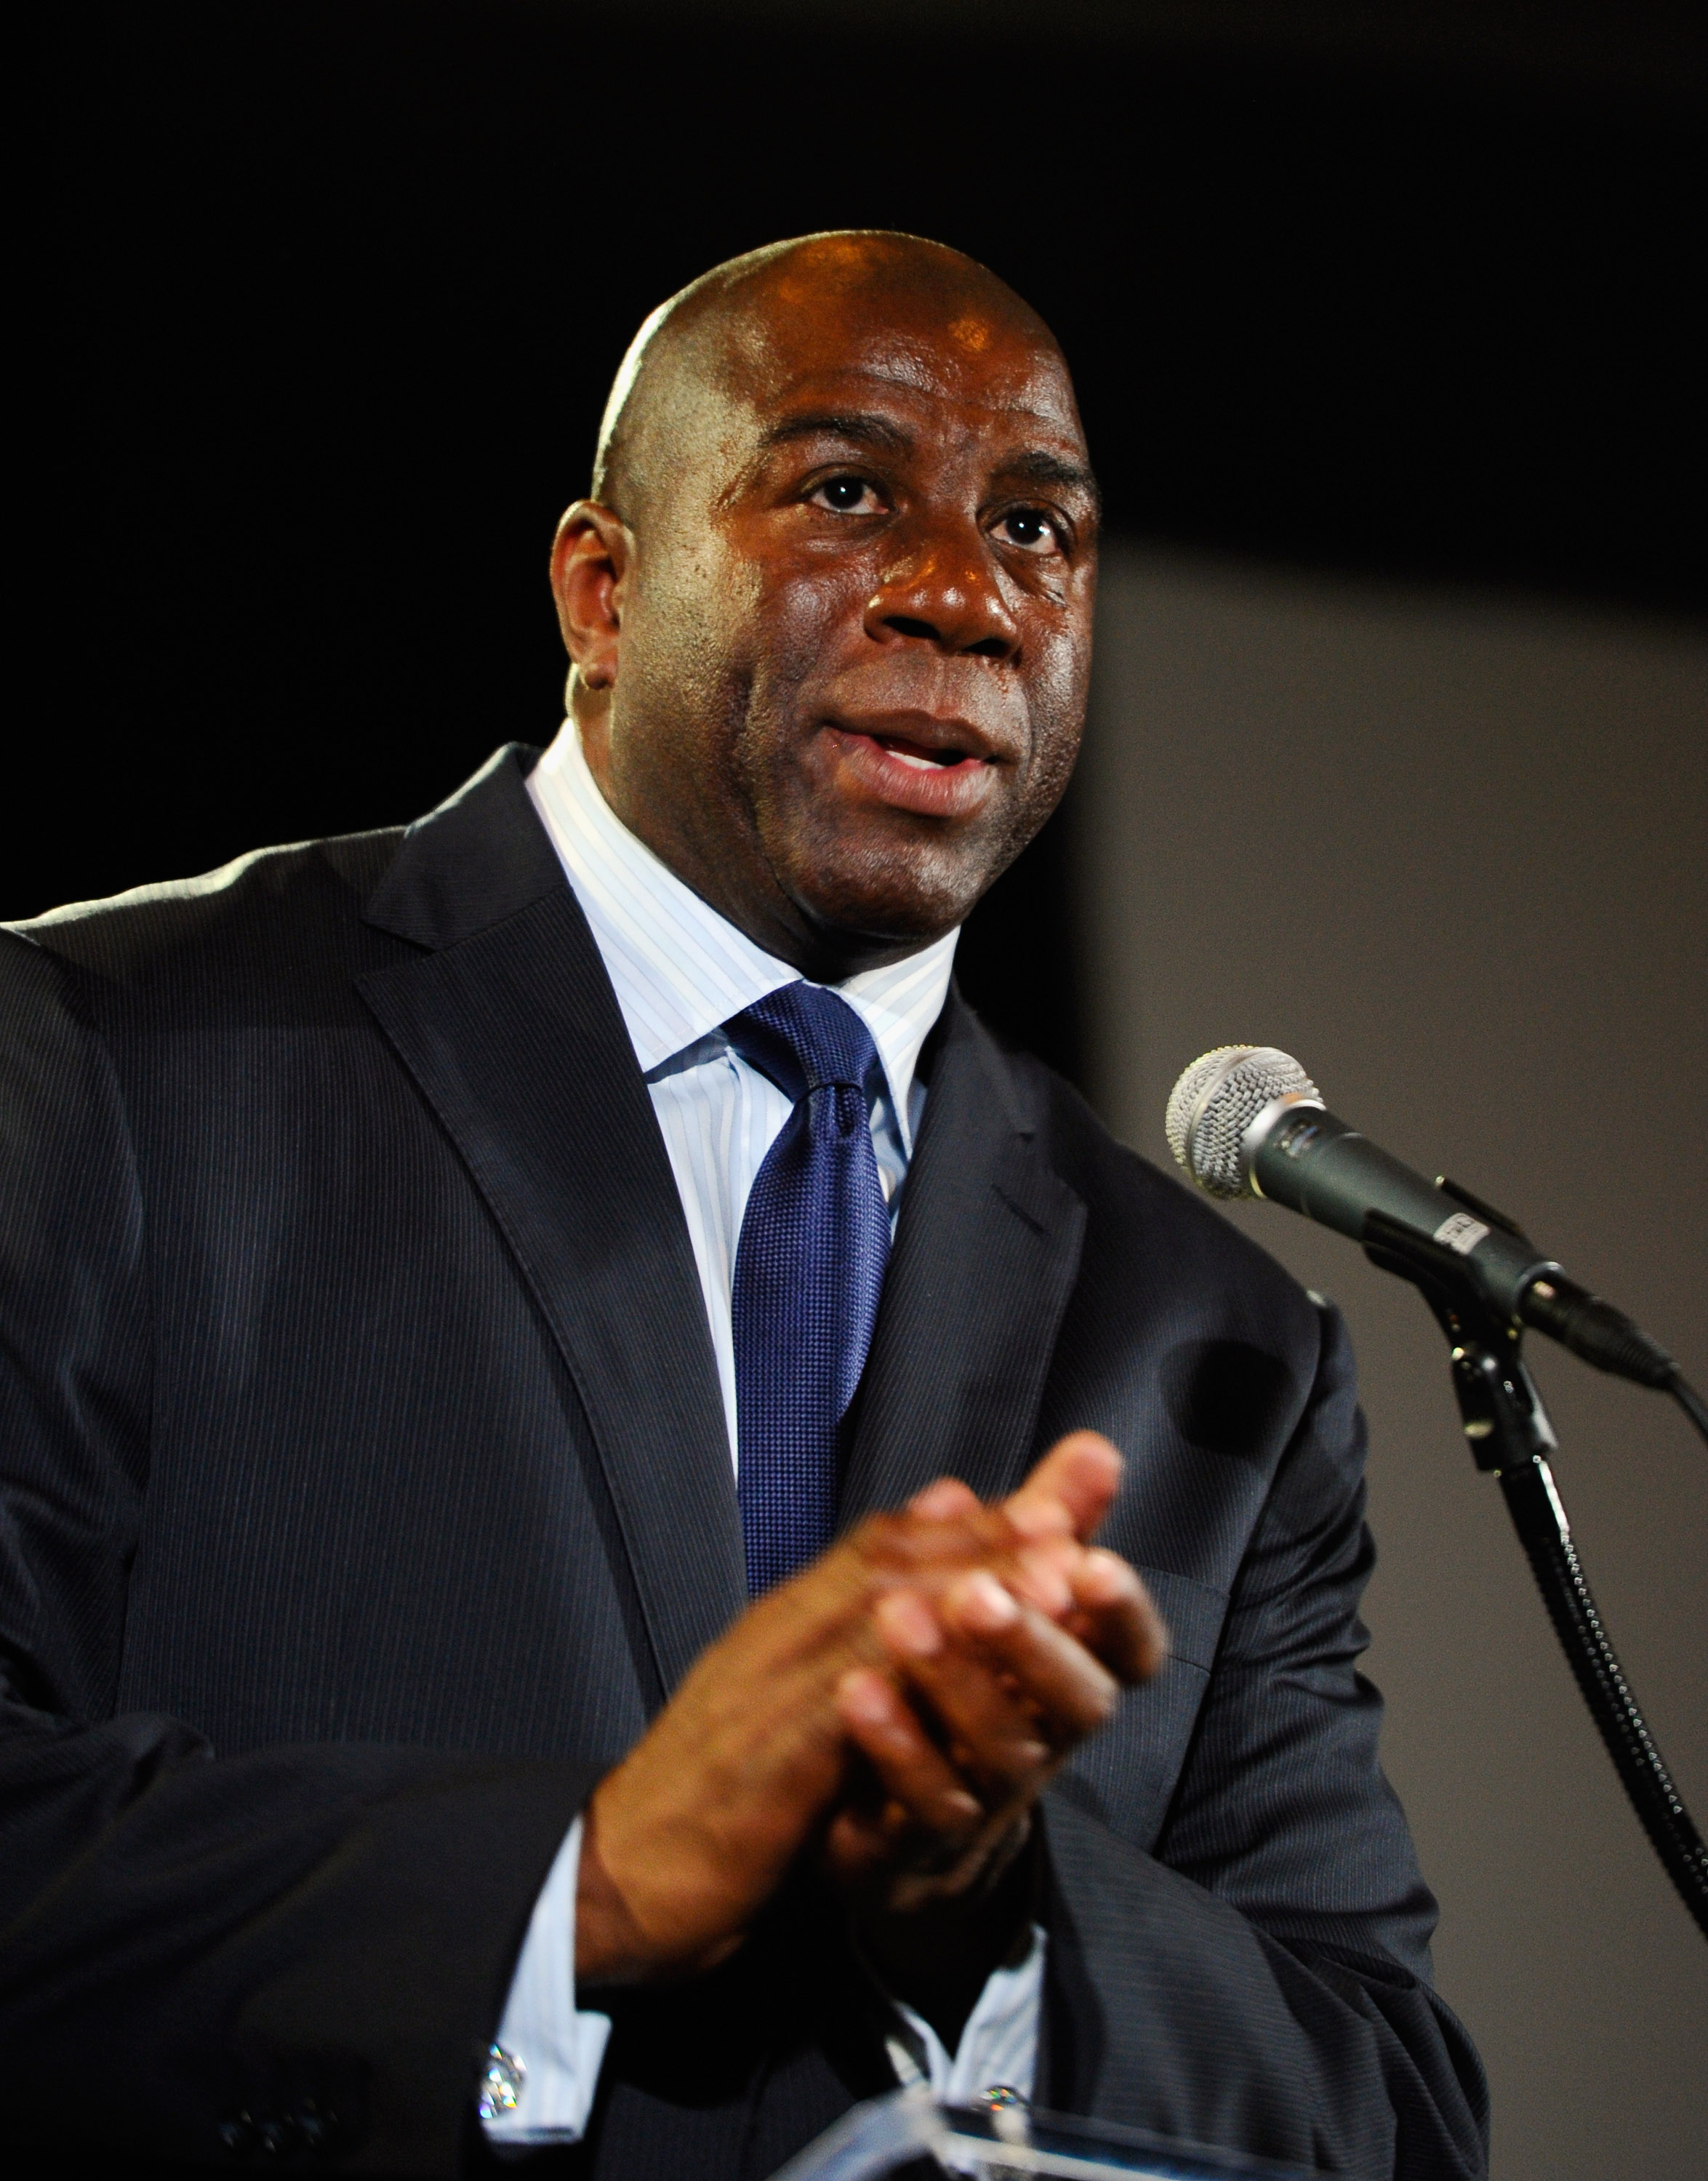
[841,993,1088,1523]
[356,749,744,1700]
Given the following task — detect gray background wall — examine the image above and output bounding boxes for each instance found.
[1073,546,1708,2178]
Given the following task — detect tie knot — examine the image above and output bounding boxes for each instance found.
[726,984,881,1102]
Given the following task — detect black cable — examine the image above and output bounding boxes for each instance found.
[1499,1457,1708,1940]
[1670,1370,1708,1448]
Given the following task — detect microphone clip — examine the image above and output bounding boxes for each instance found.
[1362,1206,1558,1475]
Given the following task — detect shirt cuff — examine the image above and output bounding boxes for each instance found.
[881,1921,1046,2113]
[478,1814,614,2148]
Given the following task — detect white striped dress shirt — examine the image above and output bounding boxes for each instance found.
[525,718,959,1464]
[481,720,1042,2150]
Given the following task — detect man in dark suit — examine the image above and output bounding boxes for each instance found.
[1,233,1488,2177]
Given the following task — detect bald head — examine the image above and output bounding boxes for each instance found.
[549,229,1096,977]
[592,231,1068,527]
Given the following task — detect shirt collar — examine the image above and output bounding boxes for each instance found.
[526,720,958,1143]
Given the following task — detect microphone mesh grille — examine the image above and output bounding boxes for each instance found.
[1165,1046,1319,1199]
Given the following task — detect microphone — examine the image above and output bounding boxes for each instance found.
[1165,1045,1677,1389]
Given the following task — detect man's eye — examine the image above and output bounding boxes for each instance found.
[994,507,1062,554]
[811,475,883,515]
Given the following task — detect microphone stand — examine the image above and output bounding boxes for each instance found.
[1363,1194,1708,1941]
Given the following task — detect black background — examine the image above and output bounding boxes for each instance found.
[20,1,1705,1077]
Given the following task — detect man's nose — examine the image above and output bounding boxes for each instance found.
[862,529,1021,662]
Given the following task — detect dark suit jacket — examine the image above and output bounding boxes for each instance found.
[0,748,1488,2179]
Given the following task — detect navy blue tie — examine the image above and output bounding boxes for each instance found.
[727,985,891,1595]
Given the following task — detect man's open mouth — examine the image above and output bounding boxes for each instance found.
[869,733,986,771]
[822,723,1004,821]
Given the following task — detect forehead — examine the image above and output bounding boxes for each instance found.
[714,284,1086,458]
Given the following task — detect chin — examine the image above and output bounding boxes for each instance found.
[781,831,997,948]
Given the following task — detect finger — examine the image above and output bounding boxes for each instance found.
[1064,1549,1169,1683]
[1005,1538,1080,1619]
[819,1796,910,1887]
[907,1477,982,1522]
[854,1501,1009,1588]
[936,1573,1122,1751]
[834,1666,986,1839]
[1004,1431,1123,1546]
[869,1503,1072,1626]
[875,1582,1077,1802]
[872,1587,1054,1799]
[859,1466,1098,1623]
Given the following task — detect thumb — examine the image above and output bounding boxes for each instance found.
[1004,1431,1123,1546]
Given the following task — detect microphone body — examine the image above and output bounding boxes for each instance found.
[1167,1046,1676,1388]
[1249,1102,1549,1320]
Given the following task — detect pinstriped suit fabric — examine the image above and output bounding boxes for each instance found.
[0,748,1486,2178]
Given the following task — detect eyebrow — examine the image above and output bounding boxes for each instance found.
[999,449,1102,517]
[758,410,1102,515]
[758,411,915,459]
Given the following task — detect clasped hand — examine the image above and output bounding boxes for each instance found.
[574,1433,1165,2001]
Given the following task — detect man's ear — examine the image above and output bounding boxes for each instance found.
[550,501,632,698]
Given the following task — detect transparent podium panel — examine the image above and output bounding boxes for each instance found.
[767,2086,1326,2181]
